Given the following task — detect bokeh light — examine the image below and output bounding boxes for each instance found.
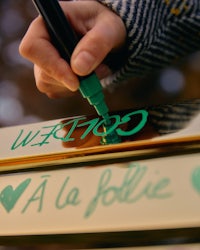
[159,68,185,94]
[0,9,24,38]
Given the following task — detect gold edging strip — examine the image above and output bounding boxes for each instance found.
[0,135,199,172]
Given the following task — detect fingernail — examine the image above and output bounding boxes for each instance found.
[73,51,95,75]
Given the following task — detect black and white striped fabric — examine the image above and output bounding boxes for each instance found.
[98,0,200,87]
[148,99,200,134]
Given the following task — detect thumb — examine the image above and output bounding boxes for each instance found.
[71,15,125,76]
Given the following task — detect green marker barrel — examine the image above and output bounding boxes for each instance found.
[80,73,121,144]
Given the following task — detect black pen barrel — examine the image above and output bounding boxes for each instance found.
[32,0,79,63]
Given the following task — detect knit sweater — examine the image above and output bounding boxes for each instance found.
[148,99,200,134]
[98,0,200,87]
[98,0,200,134]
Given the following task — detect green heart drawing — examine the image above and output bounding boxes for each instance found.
[0,178,31,213]
[191,166,200,195]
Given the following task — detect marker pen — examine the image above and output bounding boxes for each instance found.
[32,0,121,144]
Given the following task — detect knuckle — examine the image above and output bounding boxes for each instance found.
[47,60,66,80]
[35,70,51,93]
[46,92,59,99]
[19,21,38,57]
[35,79,48,93]
[39,70,52,83]
[19,38,32,58]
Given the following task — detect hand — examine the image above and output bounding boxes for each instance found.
[19,1,126,98]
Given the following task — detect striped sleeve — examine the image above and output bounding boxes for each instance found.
[98,0,200,87]
[148,99,200,134]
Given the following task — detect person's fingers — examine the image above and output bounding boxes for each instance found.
[19,17,79,91]
[19,0,126,99]
[70,2,126,76]
[34,65,74,98]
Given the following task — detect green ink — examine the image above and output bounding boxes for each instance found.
[55,177,81,209]
[31,124,63,147]
[77,118,99,139]
[121,167,171,202]
[11,129,40,150]
[11,110,149,150]
[93,115,121,137]
[116,164,147,203]
[191,166,200,195]
[116,110,148,136]
[84,163,172,218]
[22,175,50,213]
[149,178,171,199]
[60,117,86,142]
[85,169,112,217]
[0,178,31,213]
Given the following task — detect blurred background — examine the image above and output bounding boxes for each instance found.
[0,0,200,128]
